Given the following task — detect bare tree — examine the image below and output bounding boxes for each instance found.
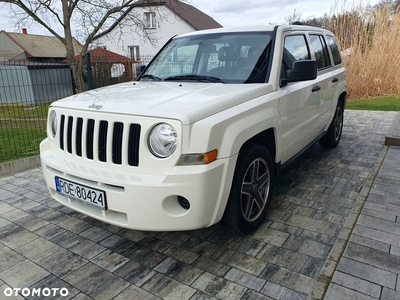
[0,0,182,92]
[285,9,302,24]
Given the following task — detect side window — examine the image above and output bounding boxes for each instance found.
[326,35,342,65]
[310,35,331,70]
[283,35,310,71]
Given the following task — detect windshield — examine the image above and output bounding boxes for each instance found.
[139,32,273,84]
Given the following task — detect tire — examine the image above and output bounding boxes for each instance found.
[319,100,344,148]
[223,143,274,234]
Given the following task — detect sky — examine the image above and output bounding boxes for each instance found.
[0,0,381,36]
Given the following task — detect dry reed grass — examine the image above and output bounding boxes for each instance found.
[329,1,400,99]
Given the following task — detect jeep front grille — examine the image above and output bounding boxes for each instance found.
[59,115,141,166]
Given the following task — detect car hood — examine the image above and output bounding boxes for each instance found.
[52,81,273,125]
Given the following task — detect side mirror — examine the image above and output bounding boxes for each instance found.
[136,64,146,78]
[280,60,317,87]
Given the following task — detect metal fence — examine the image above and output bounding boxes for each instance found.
[0,54,154,163]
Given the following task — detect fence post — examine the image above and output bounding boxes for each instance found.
[85,52,93,90]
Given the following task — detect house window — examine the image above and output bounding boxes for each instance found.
[144,12,156,28]
[129,46,140,60]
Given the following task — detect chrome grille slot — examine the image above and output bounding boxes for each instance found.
[58,114,140,166]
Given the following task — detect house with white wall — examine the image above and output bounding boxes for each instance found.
[92,0,222,60]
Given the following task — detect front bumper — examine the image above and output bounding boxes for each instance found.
[40,139,237,231]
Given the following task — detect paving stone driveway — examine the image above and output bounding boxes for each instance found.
[0,110,397,300]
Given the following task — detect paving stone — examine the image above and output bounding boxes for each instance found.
[361,208,397,222]
[34,223,65,240]
[353,224,400,247]
[218,249,267,276]
[13,214,49,232]
[1,209,30,222]
[282,235,332,260]
[0,217,12,230]
[345,242,400,274]
[241,289,274,300]
[114,261,157,286]
[26,274,80,300]
[324,283,377,300]
[57,217,92,234]
[231,236,267,257]
[0,247,25,273]
[137,236,171,252]
[224,268,266,291]
[349,234,391,253]
[142,273,196,300]
[99,234,139,257]
[50,230,85,249]
[154,257,203,285]
[113,284,161,300]
[0,202,16,215]
[64,262,129,299]
[0,282,25,299]
[285,215,341,237]
[251,226,290,247]
[0,226,38,249]
[358,214,400,236]
[91,249,129,272]
[192,256,231,277]
[127,247,166,268]
[15,237,60,262]
[181,236,226,260]
[191,272,247,300]
[189,291,219,300]
[156,231,192,246]
[79,226,113,243]
[256,244,323,277]
[332,271,381,298]
[336,257,396,289]
[37,248,87,278]
[260,263,313,295]
[163,245,199,264]
[260,281,307,300]
[0,260,50,288]
[69,239,106,260]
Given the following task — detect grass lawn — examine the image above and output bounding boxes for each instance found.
[347,95,400,111]
[0,104,48,163]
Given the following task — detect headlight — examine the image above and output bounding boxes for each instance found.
[49,110,57,138]
[148,123,178,158]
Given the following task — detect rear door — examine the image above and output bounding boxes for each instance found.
[308,34,335,130]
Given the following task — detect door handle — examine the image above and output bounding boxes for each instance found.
[332,77,339,83]
[312,86,321,92]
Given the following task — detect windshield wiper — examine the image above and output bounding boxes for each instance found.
[165,74,224,83]
[140,74,162,81]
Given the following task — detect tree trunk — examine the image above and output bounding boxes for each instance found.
[62,0,85,93]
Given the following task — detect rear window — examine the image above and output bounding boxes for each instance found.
[326,35,342,65]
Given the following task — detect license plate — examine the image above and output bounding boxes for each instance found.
[55,177,107,210]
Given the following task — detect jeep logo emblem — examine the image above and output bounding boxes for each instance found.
[88,103,103,110]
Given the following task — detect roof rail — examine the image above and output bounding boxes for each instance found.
[291,21,321,28]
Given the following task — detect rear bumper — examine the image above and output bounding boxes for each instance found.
[40,139,237,231]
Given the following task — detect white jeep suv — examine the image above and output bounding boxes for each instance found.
[40,24,346,234]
